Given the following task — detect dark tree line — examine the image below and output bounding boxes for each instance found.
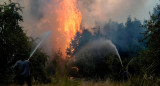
[129,3,160,76]
[1,0,160,84]
[66,1,160,80]
[68,17,146,58]
[66,17,146,79]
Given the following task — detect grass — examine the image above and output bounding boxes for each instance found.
[7,81,122,86]
[7,74,160,86]
[78,81,122,86]
[7,79,160,86]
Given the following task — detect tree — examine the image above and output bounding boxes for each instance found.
[141,2,160,75]
[0,1,31,83]
[0,1,48,84]
[30,48,48,83]
[66,29,92,56]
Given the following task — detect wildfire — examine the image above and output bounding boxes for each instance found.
[72,66,79,72]
[56,0,82,56]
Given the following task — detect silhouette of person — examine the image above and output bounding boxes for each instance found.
[123,68,127,82]
[13,56,31,86]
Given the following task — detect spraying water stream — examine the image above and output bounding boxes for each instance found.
[29,31,52,58]
[110,43,123,67]
[75,39,123,67]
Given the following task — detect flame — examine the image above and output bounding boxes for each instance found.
[56,0,82,56]
[72,66,79,72]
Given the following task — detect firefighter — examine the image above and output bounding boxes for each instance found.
[13,55,31,86]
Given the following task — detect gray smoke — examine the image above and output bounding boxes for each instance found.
[77,0,158,29]
[29,0,44,20]
[75,39,123,66]
[6,0,157,31]
[0,0,158,57]
[0,0,158,32]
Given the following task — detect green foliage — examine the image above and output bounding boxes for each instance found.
[30,49,49,83]
[105,55,122,80]
[72,53,122,80]
[125,1,160,80]
[54,68,79,86]
[46,49,79,86]
[0,1,49,84]
[75,53,96,78]
[47,49,63,78]
[140,2,160,76]
[124,75,160,86]
[0,1,30,83]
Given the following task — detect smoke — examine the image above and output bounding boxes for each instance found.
[10,0,157,32]
[29,0,44,20]
[75,39,122,65]
[77,0,154,29]
[1,0,157,57]
[11,0,59,56]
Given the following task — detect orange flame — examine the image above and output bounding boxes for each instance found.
[56,0,82,56]
[72,66,79,72]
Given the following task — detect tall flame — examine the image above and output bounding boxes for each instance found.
[56,0,82,56]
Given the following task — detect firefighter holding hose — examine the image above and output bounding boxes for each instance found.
[12,31,51,86]
[13,55,31,86]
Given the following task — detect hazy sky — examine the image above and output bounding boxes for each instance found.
[77,0,159,28]
[134,0,158,21]
[0,0,158,27]
[0,0,159,56]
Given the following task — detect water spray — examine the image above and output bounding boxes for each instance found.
[29,31,52,59]
[114,47,123,67]
[75,39,123,67]
[108,40,123,67]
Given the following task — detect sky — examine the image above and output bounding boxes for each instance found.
[0,0,158,32]
[77,0,159,28]
[0,0,159,56]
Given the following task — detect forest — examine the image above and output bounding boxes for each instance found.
[0,0,160,86]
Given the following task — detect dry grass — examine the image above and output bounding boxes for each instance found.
[7,84,52,86]
[7,81,123,86]
[79,81,123,86]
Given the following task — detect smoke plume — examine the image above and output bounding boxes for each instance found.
[77,0,153,29]
[75,39,122,64]
[1,0,157,57]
